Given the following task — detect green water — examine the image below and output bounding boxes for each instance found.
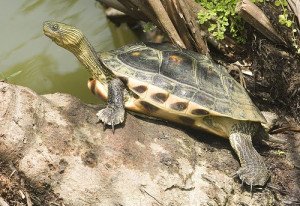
[0,0,137,103]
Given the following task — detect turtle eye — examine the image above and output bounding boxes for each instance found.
[52,24,59,31]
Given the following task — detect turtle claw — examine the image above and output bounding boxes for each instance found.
[235,165,269,188]
[230,165,269,191]
[111,122,115,134]
[241,177,245,186]
[96,106,125,132]
[230,172,238,178]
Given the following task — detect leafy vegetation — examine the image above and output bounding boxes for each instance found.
[277,149,286,156]
[196,0,299,51]
[143,22,157,32]
[252,0,293,27]
[252,0,299,52]
[196,0,246,43]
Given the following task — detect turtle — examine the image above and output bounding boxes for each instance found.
[43,21,275,188]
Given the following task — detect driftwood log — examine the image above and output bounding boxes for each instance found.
[287,0,300,26]
[235,0,286,45]
[98,0,247,59]
[98,0,299,57]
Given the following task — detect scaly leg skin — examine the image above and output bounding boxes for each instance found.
[229,132,270,189]
[97,78,125,132]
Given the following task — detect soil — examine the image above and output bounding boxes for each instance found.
[242,2,299,124]
[0,163,61,205]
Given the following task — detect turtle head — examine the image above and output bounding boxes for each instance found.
[43,21,115,82]
[43,21,84,52]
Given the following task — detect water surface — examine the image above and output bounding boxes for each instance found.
[0,0,137,103]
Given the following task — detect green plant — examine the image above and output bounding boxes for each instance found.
[274,0,300,52]
[275,0,294,27]
[143,22,157,32]
[196,0,247,43]
[251,0,270,3]
[292,28,300,53]
[252,0,299,52]
[277,149,285,156]
[251,0,292,27]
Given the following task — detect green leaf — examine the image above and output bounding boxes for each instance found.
[286,20,293,27]
[217,33,225,39]
[212,31,219,37]
[208,24,217,31]
[275,0,281,6]
[278,14,286,24]
[223,21,229,26]
[277,150,285,156]
[196,0,247,43]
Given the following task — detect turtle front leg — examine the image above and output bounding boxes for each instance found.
[97,78,125,132]
[229,132,269,188]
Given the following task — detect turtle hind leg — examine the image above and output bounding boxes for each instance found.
[97,78,125,132]
[229,132,270,187]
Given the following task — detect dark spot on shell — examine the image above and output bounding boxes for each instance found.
[88,78,96,95]
[140,101,159,113]
[133,85,147,93]
[151,93,169,103]
[132,93,139,99]
[178,116,195,125]
[170,102,188,111]
[119,76,128,85]
[191,109,210,115]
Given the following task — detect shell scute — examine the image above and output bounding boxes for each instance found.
[133,85,148,93]
[192,91,215,108]
[139,101,160,113]
[151,92,169,104]
[152,74,175,92]
[100,42,266,123]
[160,51,197,88]
[170,102,188,111]
[197,62,228,98]
[173,84,196,100]
[135,71,154,82]
[191,109,210,115]
[117,48,159,73]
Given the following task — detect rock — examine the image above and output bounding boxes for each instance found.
[0,82,298,205]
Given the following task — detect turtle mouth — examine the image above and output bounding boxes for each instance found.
[43,24,63,46]
[43,24,53,38]
[43,22,59,40]
[43,30,52,38]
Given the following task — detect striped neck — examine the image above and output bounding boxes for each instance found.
[72,37,114,83]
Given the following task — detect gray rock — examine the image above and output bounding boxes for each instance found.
[0,82,295,205]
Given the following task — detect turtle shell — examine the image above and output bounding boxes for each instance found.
[99,42,266,123]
